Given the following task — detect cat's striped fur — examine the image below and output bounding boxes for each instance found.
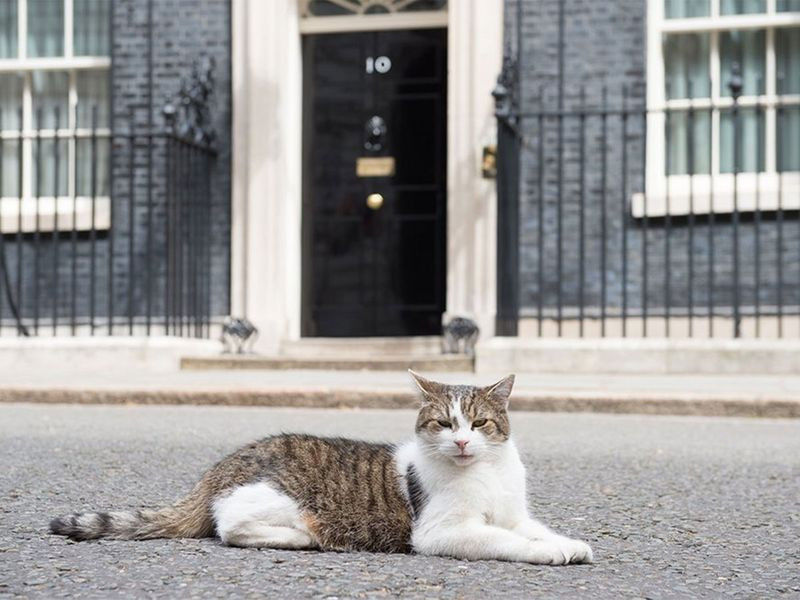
[51,435,414,552]
[51,371,594,565]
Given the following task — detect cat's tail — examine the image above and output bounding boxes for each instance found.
[49,481,215,541]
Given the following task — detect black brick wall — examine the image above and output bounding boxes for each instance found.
[507,0,800,320]
[0,0,231,333]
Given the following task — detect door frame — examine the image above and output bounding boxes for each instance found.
[230,0,502,353]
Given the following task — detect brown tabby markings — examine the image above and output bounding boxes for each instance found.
[50,435,414,552]
[415,384,510,442]
[203,434,413,553]
[50,377,514,551]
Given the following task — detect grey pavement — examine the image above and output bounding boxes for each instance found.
[3,363,800,400]
[1,403,799,599]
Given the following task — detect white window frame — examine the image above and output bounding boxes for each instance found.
[0,0,111,233]
[636,0,800,217]
[298,0,448,34]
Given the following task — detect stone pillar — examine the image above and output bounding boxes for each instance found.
[446,0,503,338]
[231,0,303,353]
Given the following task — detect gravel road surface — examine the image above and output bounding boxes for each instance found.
[1,403,799,598]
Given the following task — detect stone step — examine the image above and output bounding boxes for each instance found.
[279,336,444,358]
[180,354,473,372]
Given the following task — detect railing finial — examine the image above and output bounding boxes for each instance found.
[493,38,517,124]
[163,55,217,145]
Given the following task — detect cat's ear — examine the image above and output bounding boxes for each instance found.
[408,369,446,404]
[482,374,515,408]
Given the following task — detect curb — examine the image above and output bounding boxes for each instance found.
[180,355,474,372]
[1,387,798,418]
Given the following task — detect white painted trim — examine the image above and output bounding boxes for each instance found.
[231,0,502,346]
[645,0,665,214]
[659,94,800,110]
[632,173,800,217]
[0,196,110,233]
[230,0,249,318]
[644,0,800,217]
[230,0,303,353]
[661,12,800,33]
[0,57,110,72]
[18,0,26,60]
[765,27,777,172]
[64,0,74,58]
[299,11,448,34]
[0,128,111,139]
[445,0,501,338]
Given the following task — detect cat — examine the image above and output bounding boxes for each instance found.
[50,371,593,565]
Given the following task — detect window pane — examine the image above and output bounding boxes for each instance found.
[74,0,110,56]
[1,140,20,196]
[0,73,22,198]
[0,73,23,130]
[777,28,800,95]
[665,0,710,18]
[304,0,446,15]
[777,0,800,11]
[32,138,68,196]
[76,138,109,196]
[720,30,765,97]
[400,0,447,11]
[777,107,800,172]
[666,109,711,175]
[0,0,17,58]
[32,71,69,129]
[720,0,766,14]
[664,33,710,99]
[27,0,64,58]
[304,1,351,16]
[720,108,765,173]
[76,70,109,128]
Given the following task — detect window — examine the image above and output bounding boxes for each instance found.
[638,0,800,217]
[299,0,448,34]
[300,0,447,16]
[0,0,110,233]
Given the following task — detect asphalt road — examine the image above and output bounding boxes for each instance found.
[1,403,799,599]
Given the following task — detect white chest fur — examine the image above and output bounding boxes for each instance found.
[395,436,594,565]
[395,438,529,529]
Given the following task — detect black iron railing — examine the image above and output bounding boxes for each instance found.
[0,106,217,338]
[496,70,800,338]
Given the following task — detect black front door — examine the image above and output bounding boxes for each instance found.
[302,29,447,337]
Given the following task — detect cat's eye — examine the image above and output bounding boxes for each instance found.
[437,419,452,428]
[472,418,488,428]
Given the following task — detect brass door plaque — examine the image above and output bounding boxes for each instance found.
[356,156,395,178]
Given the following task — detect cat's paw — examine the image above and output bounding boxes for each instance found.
[555,538,593,564]
[526,540,576,565]
[529,537,593,565]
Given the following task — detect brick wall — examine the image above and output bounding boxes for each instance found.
[0,0,231,334]
[507,0,800,322]
[111,0,232,324]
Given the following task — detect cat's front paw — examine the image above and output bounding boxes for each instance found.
[555,538,593,564]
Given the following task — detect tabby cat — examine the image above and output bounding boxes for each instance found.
[50,371,593,565]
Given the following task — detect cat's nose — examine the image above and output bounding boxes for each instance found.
[454,440,469,451]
